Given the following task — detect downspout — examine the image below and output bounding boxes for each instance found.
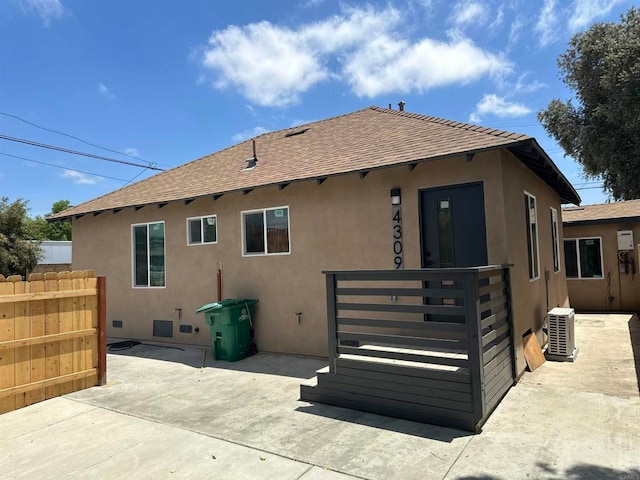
[217,261,223,301]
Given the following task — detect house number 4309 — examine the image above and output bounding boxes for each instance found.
[392,205,403,269]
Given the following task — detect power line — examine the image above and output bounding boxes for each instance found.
[0,151,129,182]
[573,181,602,187]
[0,134,165,171]
[124,167,150,186]
[0,111,170,167]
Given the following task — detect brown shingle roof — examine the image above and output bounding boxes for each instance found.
[50,106,575,220]
[563,199,640,224]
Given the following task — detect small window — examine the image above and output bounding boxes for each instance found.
[564,238,603,279]
[187,215,217,245]
[550,207,560,273]
[242,206,290,256]
[524,192,540,280]
[132,221,165,288]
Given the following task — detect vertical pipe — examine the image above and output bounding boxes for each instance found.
[97,276,107,386]
[217,269,222,301]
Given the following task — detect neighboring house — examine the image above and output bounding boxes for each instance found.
[563,200,640,311]
[31,240,72,274]
[49,106,580,377]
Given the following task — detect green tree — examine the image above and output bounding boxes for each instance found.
[538,7,640,200]
[27,199,72,241]
[0,197,42,277]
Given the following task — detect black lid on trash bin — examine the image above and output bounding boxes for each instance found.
[196,298,258,314]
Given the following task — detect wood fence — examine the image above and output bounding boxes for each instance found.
[0,270,106,414]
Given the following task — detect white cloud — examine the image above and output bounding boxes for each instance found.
[344,36,510,97]
[489,5,505,33]
[512,73,546,94]
[97,82,115,100]
[202,22,328,107]
[568,0,623,31]
[199,5,511,106]
[469,93,531,122]
[508,14,525,49]
[61,170,100,185]
[231,126,269,142]
[290,118,315,127]
[449,1,489,29]
[302,0,325,7]
[535,0,560,48]
[20,0,65,27]
[124,148,140,157]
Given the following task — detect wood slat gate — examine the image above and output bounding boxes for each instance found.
[301,266,515,432]
[0,270,106,414]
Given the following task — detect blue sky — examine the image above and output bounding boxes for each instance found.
[0,0,634,216]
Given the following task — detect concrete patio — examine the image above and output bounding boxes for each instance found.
[1,314,639,479]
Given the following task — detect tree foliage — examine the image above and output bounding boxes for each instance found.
[538,7,640,200]
[27,199,72,241]
[0,197,42,277]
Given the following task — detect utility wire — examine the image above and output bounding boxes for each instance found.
[0,111,170,167]
[124,167,150,186]
[0,151,129,182]
[0,133,165,171]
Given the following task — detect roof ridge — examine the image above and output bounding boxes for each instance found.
[368,105,529,141]
[563,199,640,210]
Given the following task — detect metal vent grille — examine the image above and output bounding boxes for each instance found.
[547,308,575,356]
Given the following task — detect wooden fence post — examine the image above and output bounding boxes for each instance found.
[97,276,107,386]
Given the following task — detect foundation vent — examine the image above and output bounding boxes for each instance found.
[153,320,174,338]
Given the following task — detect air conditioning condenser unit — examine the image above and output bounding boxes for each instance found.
[546,307,578,361]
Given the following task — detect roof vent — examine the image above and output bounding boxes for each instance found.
[285,128,309,138]
[398,101,405,112]
[244,139,258,170]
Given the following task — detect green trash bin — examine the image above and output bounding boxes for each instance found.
[196,299,258,362]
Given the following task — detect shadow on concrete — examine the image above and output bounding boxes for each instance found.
[454,463,640,480]
[629,314,640,395]
[537,461,640,480]
[106,339,208,368]
[203,352,326,380]
[295,402,473,443]
[454,476,501,480]
[107,339,326,379]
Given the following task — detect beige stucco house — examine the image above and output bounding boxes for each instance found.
[50,106,580,377]
[563,200,640,312]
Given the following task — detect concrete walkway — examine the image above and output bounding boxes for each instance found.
[1,314,639,479]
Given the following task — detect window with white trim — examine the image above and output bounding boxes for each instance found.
[524,192,540,280]
[550,207,560,273]
[564,238,603,279]
[187,215,217,245]
[242,206,290,255]
[132,221,165,287]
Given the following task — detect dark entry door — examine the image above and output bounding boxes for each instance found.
[421,182,488,322]
[420,182,488,269]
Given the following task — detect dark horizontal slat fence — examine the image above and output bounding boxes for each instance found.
[300,266,515,432]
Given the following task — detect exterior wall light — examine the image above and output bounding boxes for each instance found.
[390,188,401,205]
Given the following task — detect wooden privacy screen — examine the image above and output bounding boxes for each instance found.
[0,270,106,414]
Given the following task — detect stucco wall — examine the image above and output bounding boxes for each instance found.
[499,150,570,374]
[71,149,567,375]
[563,222,640,312]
